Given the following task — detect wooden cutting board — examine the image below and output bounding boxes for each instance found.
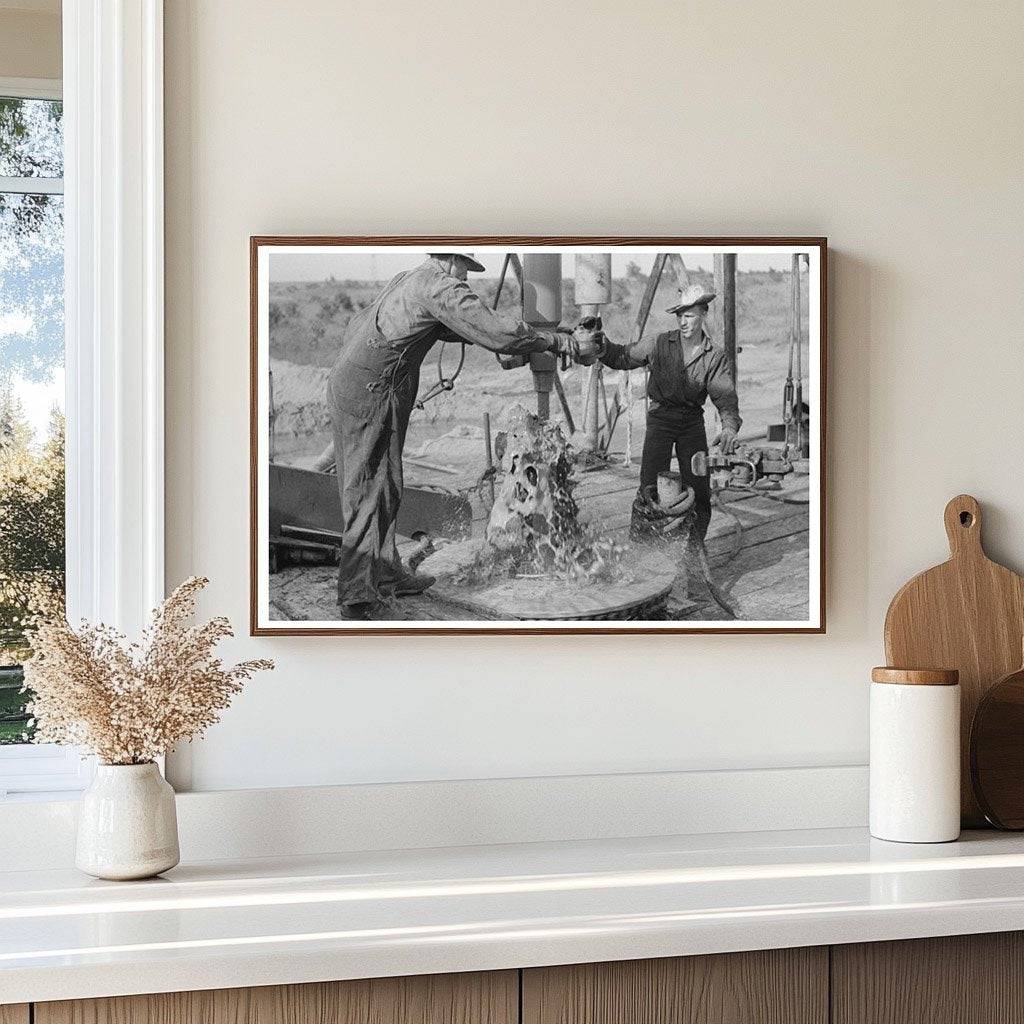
[884,494,1024,825]
[970,650,1024,828]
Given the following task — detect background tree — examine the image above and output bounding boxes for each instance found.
[0,395,65,742]
[0,94,65,743]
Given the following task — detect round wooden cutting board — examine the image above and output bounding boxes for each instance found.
[884,495,1024,826]
[970,655,1024,829]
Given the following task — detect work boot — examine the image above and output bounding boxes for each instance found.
[336,601,386,621]
[629,488,666,545]
[386,567,437,597]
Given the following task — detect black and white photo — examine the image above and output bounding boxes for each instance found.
[251,238,826,634]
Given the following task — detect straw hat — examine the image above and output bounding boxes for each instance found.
[431,253,485,272]
[666,284,716,314]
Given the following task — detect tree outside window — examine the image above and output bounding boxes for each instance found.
[0,94,65,744]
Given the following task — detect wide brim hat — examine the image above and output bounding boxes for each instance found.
[666,284,716,314]
[431,252,486,273]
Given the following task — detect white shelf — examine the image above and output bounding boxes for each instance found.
[4,827,1024,1004]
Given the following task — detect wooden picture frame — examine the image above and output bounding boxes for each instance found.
[251,237,827,635]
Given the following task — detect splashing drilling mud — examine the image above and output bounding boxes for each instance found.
[415,407,679,620]
[447,405,625,587]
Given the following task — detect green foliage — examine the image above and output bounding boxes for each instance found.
[0,393,65,742]
[0,96,63,178]
[0,407,65,575]
[1,97,66,739]
[0,97,62,239]
[0,666,29,744]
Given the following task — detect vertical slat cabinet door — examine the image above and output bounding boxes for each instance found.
[34,970,518,1024]
[832,933,1024,1024]
[0,1006,29,1024]
[522,948,828,1024]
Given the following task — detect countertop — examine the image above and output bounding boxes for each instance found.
[5,827,1024,1004]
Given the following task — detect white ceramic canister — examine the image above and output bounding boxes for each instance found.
[76,762,180,880]
[870,667,961,843]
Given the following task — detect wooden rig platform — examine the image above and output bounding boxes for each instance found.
[268,452,811,624]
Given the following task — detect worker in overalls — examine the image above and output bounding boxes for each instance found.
[597,283,741,543]
[327,253,601,620]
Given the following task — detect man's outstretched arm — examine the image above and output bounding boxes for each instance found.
[426,274,557,355]
[600,331,656,371]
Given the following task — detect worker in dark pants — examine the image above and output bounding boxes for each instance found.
[597,283,741,543]
[327,253,601,621]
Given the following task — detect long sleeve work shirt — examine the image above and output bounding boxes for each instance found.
[601,328,741,433]
[342,258,557,368]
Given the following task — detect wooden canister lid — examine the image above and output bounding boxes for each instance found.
[871,667,960,686]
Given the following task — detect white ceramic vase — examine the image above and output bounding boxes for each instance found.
[76,762,180,880]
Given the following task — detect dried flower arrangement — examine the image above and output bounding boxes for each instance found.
[22,576,273,765]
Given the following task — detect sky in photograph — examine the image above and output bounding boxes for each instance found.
[270,250,803,283]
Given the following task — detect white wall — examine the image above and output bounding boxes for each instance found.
[164,0,1024,792]
[0,5,61,80]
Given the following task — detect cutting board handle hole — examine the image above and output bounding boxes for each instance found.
[944,495,982,554]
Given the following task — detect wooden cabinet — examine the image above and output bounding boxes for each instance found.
[832,932,1024,1024]
[522,948,828,1024]
[24,932,1024,1024]
[34,971,517,1024]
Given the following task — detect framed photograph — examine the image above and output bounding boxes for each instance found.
[250,237,826,635]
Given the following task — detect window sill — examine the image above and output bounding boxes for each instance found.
[0,744,93,799]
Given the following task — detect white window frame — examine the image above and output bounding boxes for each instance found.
[0,77,61,101]
[0,76,85,797]
[0,77,64,193]
[0,0,165,798]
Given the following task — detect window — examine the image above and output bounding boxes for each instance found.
[0,80,87,797]
[0,7,167,796]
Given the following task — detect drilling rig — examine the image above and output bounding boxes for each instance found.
[495,251,613,454]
